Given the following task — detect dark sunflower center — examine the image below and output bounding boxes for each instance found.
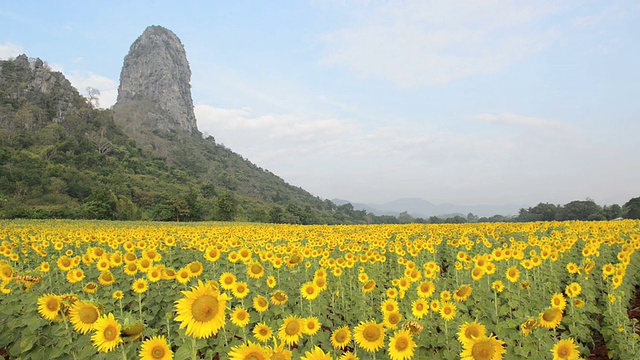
[335,330,348,342]
[285,320,300,335]
[46,298,58,311]
[79,306,99,323]
[306,286,315,295]
[557,345,570,357]
[472,341,494,360]
[389,313,400,324]
[465,326,481,338]
[363,325,380,341]
[152,346,165,359]
[257,298,267,307]
[104,325,117,341]
[192,295,219,322]
[250,264,262,274]
[395,337,409,351]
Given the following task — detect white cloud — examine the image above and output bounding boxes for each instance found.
[472,112,567,129]
[51,64,118,108]
[0,42,24,59]
[196,104,610,204]
[320,1,566,86]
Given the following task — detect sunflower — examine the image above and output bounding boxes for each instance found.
[83,282,99,294]
[219,272,237,290]
[252,322,273,343]
[228,341,271,360]
[278,315,304,346]
[266,276,276,288]
[69,301,100,334]
[457,321,487,346]
[67,269,84,284]
[162,268,177,280]
[339,352,360,360]
[187,261,203,278]
[491,281,504,293]
[303,317,321,336]
[565,283,582,298]
[147,267,163,283]
[132,278,149,294]
[430,299,441,312]
[551,293,567,310]
[384,311,403,329]
[353,320,385,352]
[247,262,265,279]
[124,262,139,276]
[271,290,288,306]
[454,284,472,302]
[204,246,221,262]
[440,301,457,321]
[551,338,580,360]
[300,282,321,301]
[460,334,506,360]
[229,307,250,328]
[416,281,436,298]
[539,307,563,329]
[388,329,416,360]
[57,256,74,272]
[268,339,292,360]
[253,295,269,313]
[91,313,122,353]
[174,280,231,339]
[113,290,124,300]
[98,270,115,286]
[138,258,153,273]
[301,346,332,360]
[313,276,327,291]
[37,293,61,321]
[411,298,429,318]
[330,326,352,350]
[505,267,520,283]
[573,299,585,309]
[440,290,452,301]
[381,298,399,314]
[362,279,376,294]
[471,266,485,281]
[232,282,250,299]
[139,335,173,360]
[176,268,191,285]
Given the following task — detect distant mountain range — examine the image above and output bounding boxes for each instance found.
[332,197,523,218]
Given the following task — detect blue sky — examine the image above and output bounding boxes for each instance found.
[1,1,639,208]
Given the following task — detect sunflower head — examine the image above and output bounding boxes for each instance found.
[37,293,61,321]
[354,320,385,352]
[174,280,231,339]
[388,329,416,360]
[551,338,580,360]
[457,321,486,346]
[69,301,100,334]
[331,326,352,350]
[460,334,506,360]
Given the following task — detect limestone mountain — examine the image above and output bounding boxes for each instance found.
[115,25,197,134]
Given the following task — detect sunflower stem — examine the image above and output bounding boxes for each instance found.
[138,292,143,321]
[191,337,197,360]
[121,345,127,360]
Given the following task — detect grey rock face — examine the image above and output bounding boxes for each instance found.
[116,25,198,133]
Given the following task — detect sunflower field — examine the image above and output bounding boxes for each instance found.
[0,219,638,360]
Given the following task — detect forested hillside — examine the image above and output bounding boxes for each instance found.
[0,55,351,223]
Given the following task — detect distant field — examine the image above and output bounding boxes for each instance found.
[0,219,638,360]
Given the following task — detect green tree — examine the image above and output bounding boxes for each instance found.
[215,193,237,221]
[622,197,640,219]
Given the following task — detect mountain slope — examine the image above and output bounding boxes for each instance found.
[0,54,334,222]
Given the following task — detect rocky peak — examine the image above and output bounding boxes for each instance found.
[116,25,198,134]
